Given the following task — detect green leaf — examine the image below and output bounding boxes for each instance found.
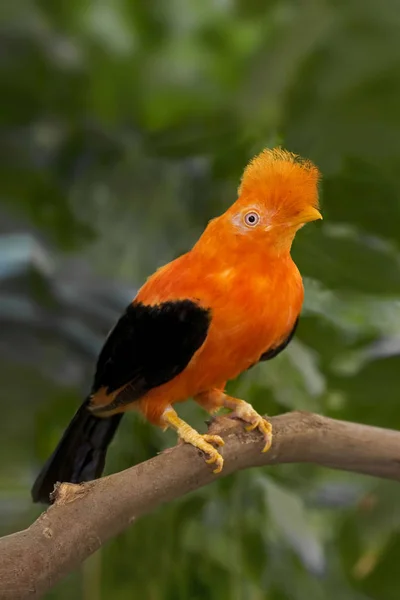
[260,477,326,576]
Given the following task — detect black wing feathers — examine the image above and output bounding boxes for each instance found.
[92,300,211,403]
[32,299,210,502]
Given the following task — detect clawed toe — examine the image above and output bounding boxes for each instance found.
[204,447,224,473]
[228,400,273,453]
[203,434,225,447]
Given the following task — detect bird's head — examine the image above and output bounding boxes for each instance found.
[205,148,322,257]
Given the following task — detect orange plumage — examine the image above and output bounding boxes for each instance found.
[31,147,322,503]
[107,148,320,420]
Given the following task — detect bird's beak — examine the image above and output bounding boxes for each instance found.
[295,206,323,226]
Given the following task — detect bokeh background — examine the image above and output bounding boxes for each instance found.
[2,1,400,598]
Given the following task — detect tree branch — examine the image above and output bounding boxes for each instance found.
[1,411,400,599]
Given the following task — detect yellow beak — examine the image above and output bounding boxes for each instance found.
[296,206,323,225]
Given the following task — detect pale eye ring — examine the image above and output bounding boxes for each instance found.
[244,211,260,227]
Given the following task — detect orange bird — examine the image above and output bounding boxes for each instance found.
[32,148,321,503]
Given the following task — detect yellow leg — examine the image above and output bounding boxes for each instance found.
[161,406,225,473]
[195,390,272,453]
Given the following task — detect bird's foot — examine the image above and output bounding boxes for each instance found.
[226,398,273,452]
[181,431,225,473]
[161,406,225,473]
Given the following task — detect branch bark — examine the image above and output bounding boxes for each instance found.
[1,411,400,599]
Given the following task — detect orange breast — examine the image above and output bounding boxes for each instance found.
[135,251,304,423]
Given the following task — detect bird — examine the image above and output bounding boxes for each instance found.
[31,147,322,504]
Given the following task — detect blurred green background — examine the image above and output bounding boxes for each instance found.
[2,0,400,598]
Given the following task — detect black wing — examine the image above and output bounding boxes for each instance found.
[90,300,211,412]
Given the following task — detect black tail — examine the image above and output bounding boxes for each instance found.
[31,399,123,504]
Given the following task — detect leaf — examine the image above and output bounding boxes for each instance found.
[259,477,326,576]
[294,226,400,295]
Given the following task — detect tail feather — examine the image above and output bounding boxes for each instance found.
[31,399,123,504]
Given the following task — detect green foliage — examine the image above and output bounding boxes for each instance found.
[2,0,400,599]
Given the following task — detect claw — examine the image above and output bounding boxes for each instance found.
[203,434,225,447]
[162,406,225,474]
[261,428,273,453]
[202,434,225,472]
[227,399,273,453]
[245,422,257,432]
[185,434,224,474]
[205,448,224,473]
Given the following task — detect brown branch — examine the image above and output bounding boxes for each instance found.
[1,411,400,599]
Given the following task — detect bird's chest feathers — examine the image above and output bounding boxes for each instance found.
[201,261,303,371]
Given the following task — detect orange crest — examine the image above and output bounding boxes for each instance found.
[238,147,321,215]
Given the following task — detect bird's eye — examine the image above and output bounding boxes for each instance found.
[244,211,260,227]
